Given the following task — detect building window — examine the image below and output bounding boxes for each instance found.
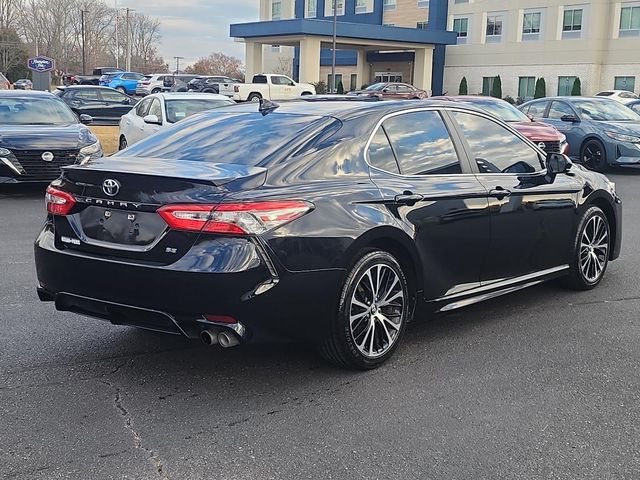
[486,15,503,43]
[383,23,395,27]
[417,0,429,7]
[271,0,282,20]
[375,72,402,82]
[417,21,428,29]
[454,0,469,3]
[562,8,582,39]
[383,0,396,11]
[327,73,343,92]
[453,17,469,44]
[558,76,578,96]
[325,0,344,16]
[620,5,640,36]
[522,11,541,41]
[518,77,536,99]
[482,76,496,96]
[306,0,317,17]
[355,0,367,13]
[614,76,636,92]
[350,74,357,91]
[271,45,281,52]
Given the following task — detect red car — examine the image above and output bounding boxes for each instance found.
[347,82,429,100]
[431,96,569,155]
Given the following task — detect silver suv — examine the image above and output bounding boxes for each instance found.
[135,74,168,96]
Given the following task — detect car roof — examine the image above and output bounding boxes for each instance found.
[57,85,126,91]
[0,90,55,98]
[524,96,615,104]
[431,95,506,103]
[153,92,232,101]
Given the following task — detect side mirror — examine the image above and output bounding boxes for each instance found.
[289,82,296,86]
[121,98,131,105]
[143,114,162,125]
[382,89,389,93]
[561,114,580,123]
[546,153,572,175]
[79,114,93,125]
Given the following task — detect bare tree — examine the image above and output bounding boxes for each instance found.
[185,52,244,80]
[0,0,22,30]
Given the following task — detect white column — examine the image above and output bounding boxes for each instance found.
[299,37,321,84]
[356,49,370,89]
[413,47,434,93]
[245,41,263,81]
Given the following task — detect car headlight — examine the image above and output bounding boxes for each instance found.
[605,131,640,143]
[77,141,103,165]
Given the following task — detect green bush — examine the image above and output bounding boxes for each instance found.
[312,80,327,94]
[491,75,502,98]
[534,78,546,98]
[571,77,582,96]
[503,95,515,105]
[459,76,468,95]
[336,80,344,94]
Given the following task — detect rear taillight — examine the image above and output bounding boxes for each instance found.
[157,201,313,235]
[45,186,76,215]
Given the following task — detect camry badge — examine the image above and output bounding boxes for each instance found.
[41,151,54,162]
[538,142,546,150]
[102,178,120,197]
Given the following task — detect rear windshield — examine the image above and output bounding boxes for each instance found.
[117,111,328,165]
[596,92,614,96]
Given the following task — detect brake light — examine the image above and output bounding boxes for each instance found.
[45,186,76,215]
[157,201,313,235]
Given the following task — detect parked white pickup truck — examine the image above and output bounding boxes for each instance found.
[232,74,316,102]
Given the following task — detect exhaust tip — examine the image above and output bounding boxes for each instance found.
[200,329,219,346]
[218,331,240,348]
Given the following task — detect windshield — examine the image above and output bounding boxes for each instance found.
[118,111,330,165]
[165,99,233,123]
[469,99,530,122]
[365,83,386,91]
[573,99,640,121]
[0,97,78,125]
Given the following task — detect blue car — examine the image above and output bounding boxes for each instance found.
[627,100,640,116]
[520,96,640,171]
[99,71,145,95]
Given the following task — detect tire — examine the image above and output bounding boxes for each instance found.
[248,93,262,103]
[116,86,126,94]
[564,206,610,290]
[151,88,161,94]
[580,139,608,172]
[319,250,410,369]
[301,91,313,96]
[119,136,128,151]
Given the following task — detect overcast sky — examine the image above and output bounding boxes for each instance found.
[117,0,259,67]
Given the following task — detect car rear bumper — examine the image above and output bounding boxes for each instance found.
[34,222,344,340]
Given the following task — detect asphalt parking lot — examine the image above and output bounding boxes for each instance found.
[1,170,640,480]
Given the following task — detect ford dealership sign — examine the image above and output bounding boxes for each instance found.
[27,56,55,72]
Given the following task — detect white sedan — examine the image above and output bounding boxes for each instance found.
[595,89,639,105]
[118,92,234,149]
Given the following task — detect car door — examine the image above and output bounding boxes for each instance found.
[98,88,134,120]
[449,109,582,283]
[541,100,585,158]
[122,97,152,145]
[66,89,105,119]
[272,75,296,99]
[367,109,491,301]
[139,97,163,141]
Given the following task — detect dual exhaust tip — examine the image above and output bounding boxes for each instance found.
[200,329,241,348]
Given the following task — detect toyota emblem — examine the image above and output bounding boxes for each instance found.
[538,142,546,150]
[41,151,54,162]
[102,179,120,197]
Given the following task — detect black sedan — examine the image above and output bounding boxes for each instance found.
[34,100,622,369]
[0,90,103,183]
[54,85,136,125]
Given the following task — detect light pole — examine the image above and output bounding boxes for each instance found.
[114,0,119,69]
[125,7,133,72]
[173,56,184,74]
[81,10,88,75]
[331,0,337,93]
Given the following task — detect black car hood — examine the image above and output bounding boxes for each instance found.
[0,124,96,150]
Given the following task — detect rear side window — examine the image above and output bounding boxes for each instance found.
[382,111,462,175]
[452,111,543,174]
[253,75,268,84]
[136,98,151,117]
[547,101,575,119]
[368,127,400,173]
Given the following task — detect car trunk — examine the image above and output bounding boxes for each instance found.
[55,157,267,263]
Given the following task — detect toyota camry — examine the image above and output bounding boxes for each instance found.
[35,99,622,369]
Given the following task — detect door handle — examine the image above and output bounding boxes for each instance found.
[394,192,424,205]
[489,187,512,200]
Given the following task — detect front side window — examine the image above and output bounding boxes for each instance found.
[165,99,232,123]
[614,76,636,92]
[620,5,640,35]
[453,17,469,44]
[147,99,162,119]
[382,111,462,176]
[71,89,100,101]
[453,112,543,174]
[572,99,640,121]
[547,101,575,119]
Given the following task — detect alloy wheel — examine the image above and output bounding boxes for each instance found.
[349,264,405,359]
[582,142,605,171]
[580,214,609,283]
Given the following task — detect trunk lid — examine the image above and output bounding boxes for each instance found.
[55,157,267,263]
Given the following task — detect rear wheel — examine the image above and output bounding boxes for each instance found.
[119,136,128,151]
[248,93,262,103]
[319,250,410,369]
[151,88,161,94]
[116,86,126,94]
[581,139,608,172]
[564,206,610,290]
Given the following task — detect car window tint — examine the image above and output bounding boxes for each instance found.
[253,75,267,84]
[525,101,548,118]
[368,127,400,174]
[71,89,100,101]
[453,111,543,174]
[136,98,151,117]
[100,90,127,103]
[548,101,574,119]
[148,99,162,119]
[382,111,462,175]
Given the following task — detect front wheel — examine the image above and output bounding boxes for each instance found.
[564,206,610,290]
[581,139,608,172]
[247,93,262,103]
[319,250,410,369]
